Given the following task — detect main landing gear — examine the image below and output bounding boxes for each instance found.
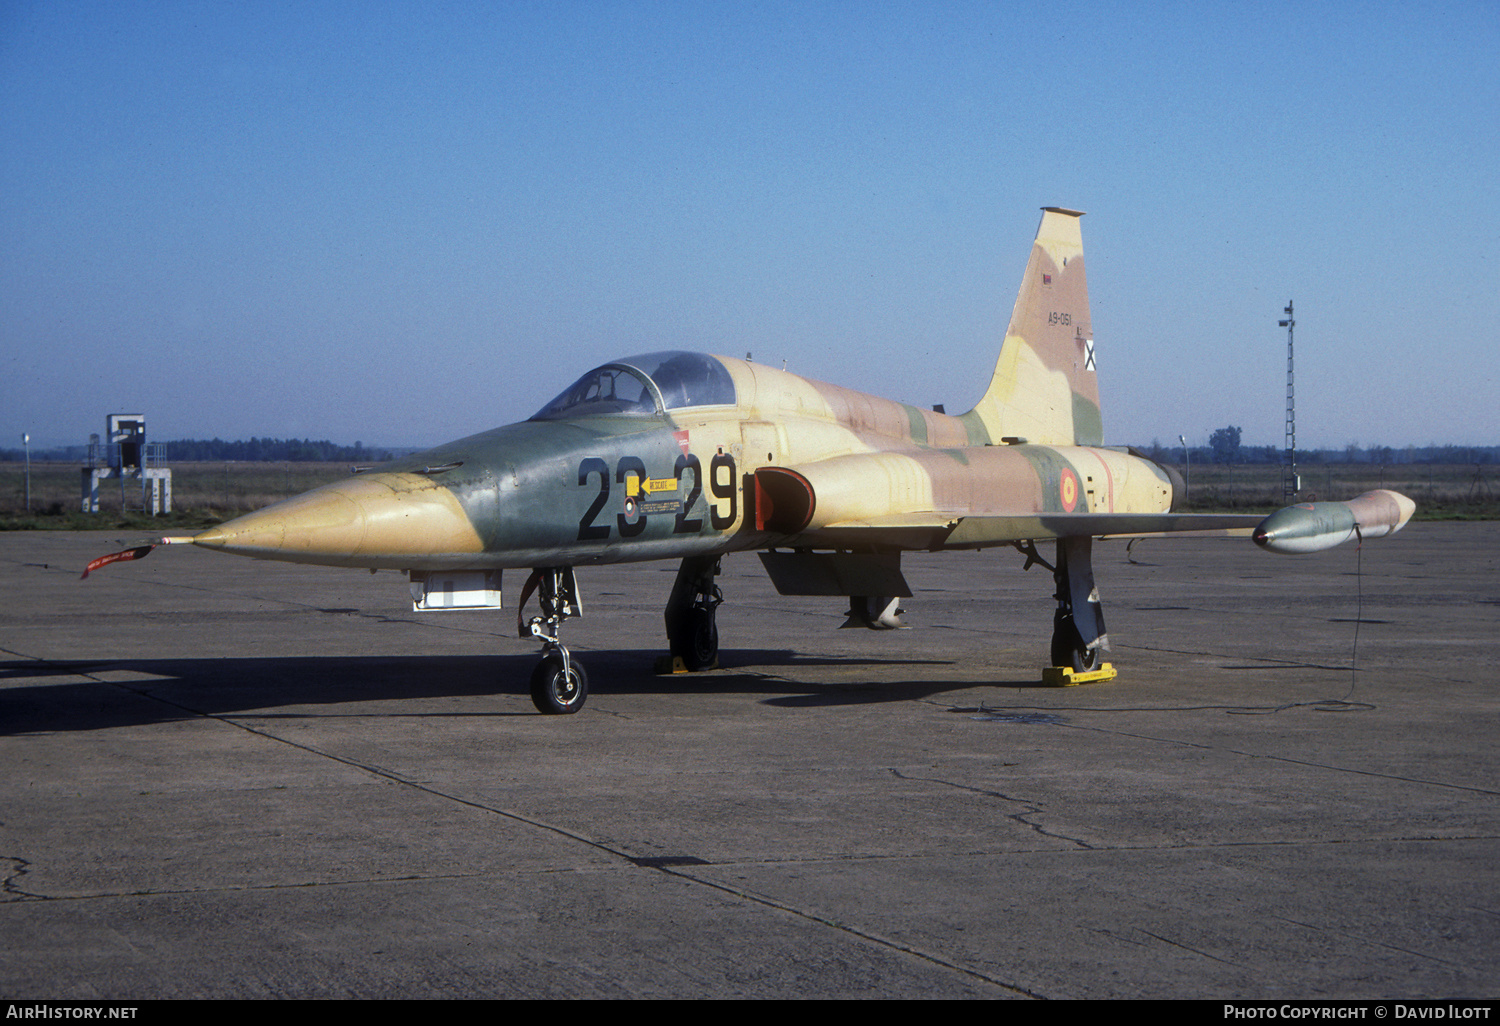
[664,555,722,671]
[1050,536,1109,672]
[518,567,587,714]
[1016,536,1110,673]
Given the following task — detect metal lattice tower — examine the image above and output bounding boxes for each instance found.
[1279,300,1297,499]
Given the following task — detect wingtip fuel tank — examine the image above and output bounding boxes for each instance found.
[1252,489,1416,554]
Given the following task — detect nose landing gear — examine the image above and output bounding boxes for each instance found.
[519,566,588,714]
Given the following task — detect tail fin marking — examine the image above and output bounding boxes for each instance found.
[965,207,1102,446]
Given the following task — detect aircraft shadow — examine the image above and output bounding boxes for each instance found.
[0,650,1042,735]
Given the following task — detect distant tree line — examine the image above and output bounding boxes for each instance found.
[156,438,393,462]
[1142,431,1499,466]
[3,432,1492,465]
[1,438,394,463]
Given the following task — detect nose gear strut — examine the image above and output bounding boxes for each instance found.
[517,566,588,714]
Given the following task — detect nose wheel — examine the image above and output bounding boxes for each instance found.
[518,567,588,714]
[530,649,588,714]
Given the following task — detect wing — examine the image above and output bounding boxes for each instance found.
[751,454,1413,556]
[780,512,1264,552]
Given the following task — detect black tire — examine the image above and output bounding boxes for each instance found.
[1051,611,1101,673]
[530,653,588,714]
[670,606,718,671]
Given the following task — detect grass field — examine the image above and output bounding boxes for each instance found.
[1173,461,1499,519]
[1,459,1495,531]
[0,461,353,531]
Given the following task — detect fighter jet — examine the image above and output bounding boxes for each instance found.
[86,208,1415,713]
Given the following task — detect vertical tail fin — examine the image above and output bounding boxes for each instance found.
[964,207,1101,446]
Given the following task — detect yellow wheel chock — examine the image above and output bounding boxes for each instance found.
[1041,662,1117,687]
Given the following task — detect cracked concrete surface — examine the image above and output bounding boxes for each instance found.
[1,525,1495,998]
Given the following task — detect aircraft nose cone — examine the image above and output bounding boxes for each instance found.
[192,472,485,568]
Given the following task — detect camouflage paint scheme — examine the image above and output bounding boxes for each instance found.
[191,209,1223,570]
[161,207,1413,705]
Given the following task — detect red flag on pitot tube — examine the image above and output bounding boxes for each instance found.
[81,545,156,580]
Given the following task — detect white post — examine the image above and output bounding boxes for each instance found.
[1179,434,1190,504]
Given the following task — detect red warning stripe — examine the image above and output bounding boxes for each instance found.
[81,545,156,580]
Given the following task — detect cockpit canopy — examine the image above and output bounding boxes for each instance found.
[531,351,737,420]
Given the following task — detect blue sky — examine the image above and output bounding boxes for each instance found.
[3,1,1496,451]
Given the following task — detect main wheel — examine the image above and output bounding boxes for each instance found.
[669,605,718,671]
[1050,611,1102,673]
[530,653,588,714]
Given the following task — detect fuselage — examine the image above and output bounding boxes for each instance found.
[190,352,1177,571]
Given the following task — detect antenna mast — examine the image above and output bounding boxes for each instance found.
[1279,300,1297,499]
